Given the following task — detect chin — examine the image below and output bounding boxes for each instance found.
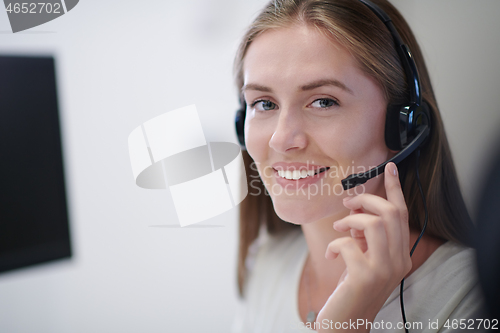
[270,198,332,225]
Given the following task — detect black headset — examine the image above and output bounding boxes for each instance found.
[234,0,431,191]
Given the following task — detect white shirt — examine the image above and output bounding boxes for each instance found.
[231,229,485,333]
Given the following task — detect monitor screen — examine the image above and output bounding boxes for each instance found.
[0,55,72,274]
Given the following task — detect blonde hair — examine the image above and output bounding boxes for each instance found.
[234,0,474,297]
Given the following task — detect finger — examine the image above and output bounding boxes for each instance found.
[350,228,365,239]
[351,229,368,253]
[350,207,364,215]
[348,206,367,247]
[343,193,403,252]
[344,193,394,217]
[384,162,410,252]
[384,163,407,215]
[333,214,390,263]
[334,222,367,252]
[325,237,366,272]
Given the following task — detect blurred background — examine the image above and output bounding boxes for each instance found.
[1,0,499,332]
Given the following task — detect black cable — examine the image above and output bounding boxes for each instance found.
[399,149,428,333]
[411,150,429,257]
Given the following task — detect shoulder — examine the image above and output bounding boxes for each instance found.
[244,227,304,275]
[418,242,481,299]
[246,228,306,284]
[375,241,486,331]
[408,241,481,302]
[232,228,308,333]
[240,228,306,294]
[411,241,478,290]
[419,242,487,331]
[258,228,305,260]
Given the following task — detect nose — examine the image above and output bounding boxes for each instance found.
[268,106,308,154]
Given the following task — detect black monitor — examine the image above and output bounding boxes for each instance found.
[0,55,72,273]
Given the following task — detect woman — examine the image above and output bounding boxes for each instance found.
[232,0,484,332]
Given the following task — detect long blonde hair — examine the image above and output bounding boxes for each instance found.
[234,0,474,297]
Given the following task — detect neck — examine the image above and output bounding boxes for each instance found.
[301,210,350,293]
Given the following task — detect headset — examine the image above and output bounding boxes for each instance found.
[234,0,430,331]
[234,0,431,191]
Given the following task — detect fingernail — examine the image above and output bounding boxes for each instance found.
[388,163,398,176]
[343,196,352,202]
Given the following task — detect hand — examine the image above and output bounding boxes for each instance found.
[316,162,411,332]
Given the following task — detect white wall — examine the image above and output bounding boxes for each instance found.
[0,1,499,332]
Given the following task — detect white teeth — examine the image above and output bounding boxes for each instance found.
[277,168,324,180]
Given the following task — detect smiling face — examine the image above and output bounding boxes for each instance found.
[242,24,394,225]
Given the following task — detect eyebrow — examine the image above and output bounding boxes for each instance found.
[301,79,354,95]
[241,83,272,93]
[241,78,354,95]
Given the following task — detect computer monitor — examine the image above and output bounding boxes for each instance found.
[0,55,72,273]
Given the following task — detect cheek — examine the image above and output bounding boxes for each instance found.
[244,117,271,164]
[334,112,387,165]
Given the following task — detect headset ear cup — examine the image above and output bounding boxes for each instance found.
[385,104,404,151]
[235,105,246,149]
[414,102,432,146]
[419,102,431,129]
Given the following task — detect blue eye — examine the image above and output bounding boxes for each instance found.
[311,98,339,108]
[251,100,277,111]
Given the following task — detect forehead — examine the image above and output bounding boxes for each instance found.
[243,24,364,88]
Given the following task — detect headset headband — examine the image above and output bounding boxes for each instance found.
[359,0,422,106]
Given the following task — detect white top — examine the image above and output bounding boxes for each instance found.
[231,229,485,333]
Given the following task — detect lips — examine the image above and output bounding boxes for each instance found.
[271,162,330,173]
